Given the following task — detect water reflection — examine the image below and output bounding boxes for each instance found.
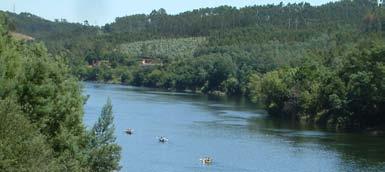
[247,116,385,171]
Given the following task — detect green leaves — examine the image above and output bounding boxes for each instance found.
[0,96,58,172]
[248,40,385,130]
[87,98,121,172]
[91,99,116,145]
[0,20,103,171]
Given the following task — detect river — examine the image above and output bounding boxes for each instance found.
[83,83,385,172]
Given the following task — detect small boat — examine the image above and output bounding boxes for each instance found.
[158,136,168,143]
[125,128,133,135]
[200,157,213,165]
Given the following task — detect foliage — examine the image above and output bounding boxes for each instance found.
[0,98,59,172]
[120,37,207,59]
[87,99,121,172]
[0,13,121,171]
[0,20,87,171]
[248,42,385,130]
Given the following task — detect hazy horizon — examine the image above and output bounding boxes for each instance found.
[0,0,337,26]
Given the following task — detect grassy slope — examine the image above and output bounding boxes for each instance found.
[9,31,34,41]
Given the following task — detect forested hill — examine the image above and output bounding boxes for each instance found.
[4,0,378,42]
[2,0,385,131]
[104,0,372,38]
[5,12,94,39]
[2,1,380,53]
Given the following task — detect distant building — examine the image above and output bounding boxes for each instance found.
[90,60,110,67]
[141,58,155,65]
[140,57,162,67]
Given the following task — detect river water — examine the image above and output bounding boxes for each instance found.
[83,83,385,172]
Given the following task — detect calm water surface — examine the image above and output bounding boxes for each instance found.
[83,83,385,172]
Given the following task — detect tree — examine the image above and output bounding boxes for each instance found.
[0,13,93,171]
[0,98,59,172]
[87,98,121,172]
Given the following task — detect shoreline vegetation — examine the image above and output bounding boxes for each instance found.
[87,81,385,135]
[2,0,385,132]
[0,14,121,171]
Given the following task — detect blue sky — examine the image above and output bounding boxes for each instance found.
[0,0,337,25]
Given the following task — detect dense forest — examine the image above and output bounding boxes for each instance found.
[2,0,385,131]
[0,14,121,171]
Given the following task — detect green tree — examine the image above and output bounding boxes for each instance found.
[0,98,58,172]
[87,98,121,172]
[0,13,126,171]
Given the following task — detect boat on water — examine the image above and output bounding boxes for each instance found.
[158,136,168,143]
[125,128,133,135]
[200,157,213,165]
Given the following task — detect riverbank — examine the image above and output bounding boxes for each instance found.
[84,81,385,134]
[82,80,229,96]
[83,83,385,172]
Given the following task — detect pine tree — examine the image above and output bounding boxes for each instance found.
[87,98,121,172]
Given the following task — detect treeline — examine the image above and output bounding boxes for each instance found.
[248,39,385,130]
[104,0,373,38]
[3,0,385,130]
[0,14,120,171]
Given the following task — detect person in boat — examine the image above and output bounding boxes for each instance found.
[158,136,168,143]
[200,156,213,164]
[125,128,133,135]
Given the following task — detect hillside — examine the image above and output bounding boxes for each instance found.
[2,0,385,130]
[2,0,381,87]
[104,1,372,37]
[3,1,376,43]
[5,12,94,39]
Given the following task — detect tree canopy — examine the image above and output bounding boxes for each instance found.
[0,13,121,171]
